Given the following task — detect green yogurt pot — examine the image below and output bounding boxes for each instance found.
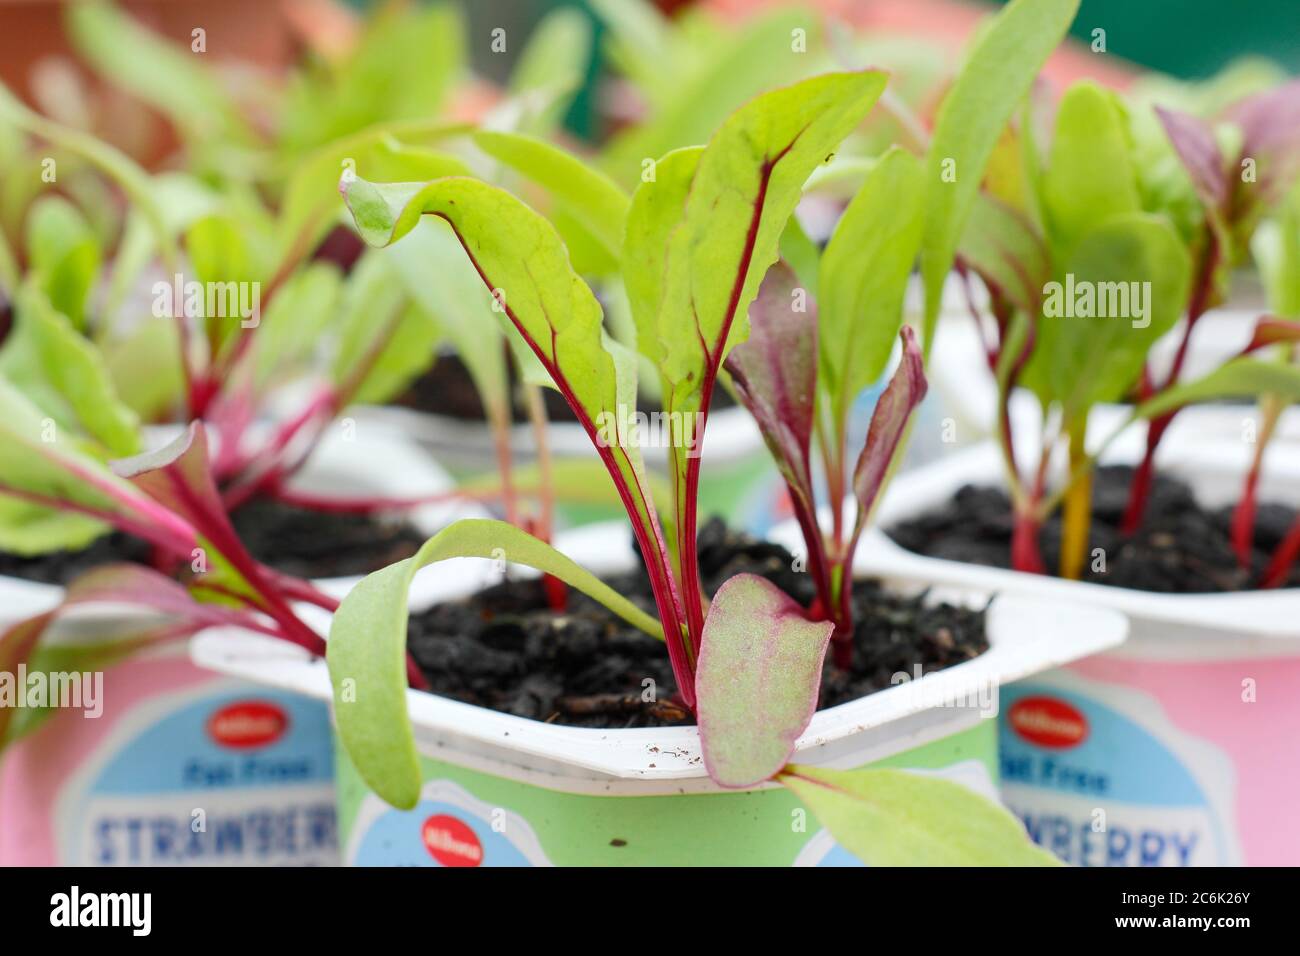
[192,523,1126,866]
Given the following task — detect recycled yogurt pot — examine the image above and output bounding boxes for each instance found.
[860,434,1300,866]
[192,521,1125,866]
[0,424,460,866]
[927,308,1300,450]
[350,402,776,530]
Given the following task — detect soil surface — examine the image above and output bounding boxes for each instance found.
[394,353,735,424]
[887,465,1300,593]
[407,517,989,729]
[0,499,426,586]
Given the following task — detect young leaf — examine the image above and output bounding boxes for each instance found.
[25,194,100,331]
[0,375,192,554]
[1132,357,1300,421]
[507,5,593,135]
[696,573,833,789]
[329,518,664,809]
[471,130,630,263]
[849,327,928,537]
[778,764,1062,866]
[957,191,1050,317]
[1033,214,1191,419]
[1155,106,1228,217]
[724,263,820,570]
[1042,83,1142,258]
[921,0,1080,351]
[648,70,888,418]
[818,146,925,421]
[10,285,140,457]
[66,0,254,148]
[342,171,690,701]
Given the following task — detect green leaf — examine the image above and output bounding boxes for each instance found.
[921,0,1080,352]
[279,2,465,154]
[275,125,470,276]
[506,6,593,135]
[695,573,833,788]
[0,375,192,555]
[12,286,140,457]
[65,0,254,149]
[329,251,436,406]
[0,496,106,555]
[25,195,100,331]
[600,9,823,186]
[1042,82,1142,258]
[249,261,343,394]
[779,764,1063,866]
[380,218,510,430]
[818,146,924,422]
[957,191,1049,317]
[329,519,664,809]
[628,71,887,424]
[1134,357,1300,421]
[1030,214,1191,419]
[472,130,630,263]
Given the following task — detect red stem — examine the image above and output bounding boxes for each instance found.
[1262,513,1300,588]
[1121,233,1219,534]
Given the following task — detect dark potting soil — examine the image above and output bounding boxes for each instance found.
[406,517,989,729]
[394,353,735,425]
[228,498,428,580]
[0,499,426,586]
[887,465,1300,593]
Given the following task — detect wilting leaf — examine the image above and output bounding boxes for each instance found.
[778,764,1063,866]
[921,0,1080,350]
[329,518,664,808]
[696,573,833,788]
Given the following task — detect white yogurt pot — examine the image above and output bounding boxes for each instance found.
[350,402,779,530]
[0,423,460,866]
[191,520,1125,866]
[862,433,1300,866]
[928,307,1300,450]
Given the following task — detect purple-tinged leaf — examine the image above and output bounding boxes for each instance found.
[725,262,818,520]
[1241,315,1300,354]
[113,424,323,653]
[0,562,283,749]
[850,326,928,533]
[1225,78,1300,205]
[696,573,833,789]
[1156,106,1228,215]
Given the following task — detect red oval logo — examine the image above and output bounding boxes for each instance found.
[1009,696,1088,749]
[422,814,483,867]
[206,701,288,750]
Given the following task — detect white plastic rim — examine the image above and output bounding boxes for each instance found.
[928,307,1300,450]
[191,518,1127,795]
[0,421,464,625]
[862,431,1300,655]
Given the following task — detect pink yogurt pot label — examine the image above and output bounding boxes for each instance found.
[999,648,1300,867]
[0,647,338,866]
